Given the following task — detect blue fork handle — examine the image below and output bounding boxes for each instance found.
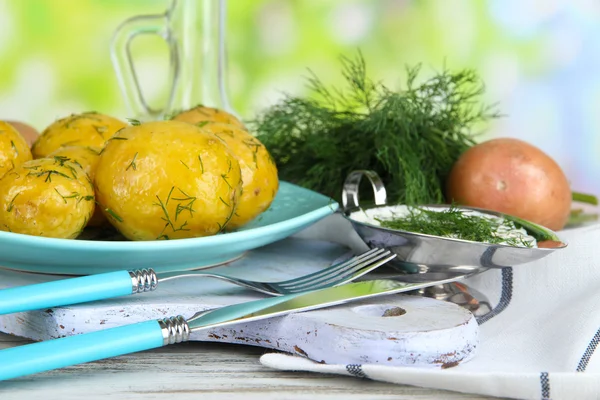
[0,320,165,381]
[0,270,135,315]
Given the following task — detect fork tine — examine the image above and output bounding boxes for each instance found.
[276,248,386,287]
[281,250,393,291]
[285,252,397,293]
[278,249,390,289]
[277,249,390,289]
[274,248,383,287]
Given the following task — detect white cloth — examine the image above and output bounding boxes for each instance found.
[261,216,600,400]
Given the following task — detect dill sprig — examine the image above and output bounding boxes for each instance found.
[377,206,534,247]
[251,52,498,204]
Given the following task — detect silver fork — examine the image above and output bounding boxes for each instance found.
[0,248,396,315]
[156,247,396,295]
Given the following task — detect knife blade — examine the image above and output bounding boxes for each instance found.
[0,276,465,381]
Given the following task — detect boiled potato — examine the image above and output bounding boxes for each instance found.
[32,112,127,158]
[48,145,106,227]
[200,122,279,229]
[94,120,242,240]
[172,105,245,129]
[0,157,95,238]
[0,121,32,179]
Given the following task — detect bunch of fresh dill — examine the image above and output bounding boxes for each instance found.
[377,207,534,247]
[250,52,498,205]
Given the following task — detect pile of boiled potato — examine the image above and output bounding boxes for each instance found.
[0,107,279,240]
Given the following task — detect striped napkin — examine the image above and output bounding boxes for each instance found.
[261,215,600,400]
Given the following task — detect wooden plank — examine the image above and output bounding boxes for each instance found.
[0,333,498,399]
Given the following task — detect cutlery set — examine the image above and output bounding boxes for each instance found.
[0,275,477,381]
[0,245,462,380]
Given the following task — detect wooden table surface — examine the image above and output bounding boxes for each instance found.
[0,332,501,399]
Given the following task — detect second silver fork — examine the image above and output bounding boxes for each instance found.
[0,248,396,315]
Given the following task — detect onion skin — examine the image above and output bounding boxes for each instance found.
[446,138,572,231]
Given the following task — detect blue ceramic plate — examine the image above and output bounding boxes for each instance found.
[0,182,338,275]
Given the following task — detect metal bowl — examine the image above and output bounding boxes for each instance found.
[341,170,567,279]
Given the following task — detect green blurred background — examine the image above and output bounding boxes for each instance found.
[0,0,598,193]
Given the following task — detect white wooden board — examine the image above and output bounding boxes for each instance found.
[0,237,478,368]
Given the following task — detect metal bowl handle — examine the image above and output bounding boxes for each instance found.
[341,170,388,213]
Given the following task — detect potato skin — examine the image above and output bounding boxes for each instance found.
[200,123,279,229]
[32,112,127,159]
[94,120,242,240]
[5,120,39,147]
[0,157,95,238]
[446,138,572,231]
[48,146,101,178]
[172,105,245,129]
[0,121,32,179]
[48,146,106,227]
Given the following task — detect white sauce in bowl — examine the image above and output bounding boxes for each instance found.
[349,205,538,248]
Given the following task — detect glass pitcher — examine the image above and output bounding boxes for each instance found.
[110,0,235,121]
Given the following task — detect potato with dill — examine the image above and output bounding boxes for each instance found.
[47,145,106,227]
[0,157,95,238]
[0,121,32,179]
[172,105,245,129]
[201,122,279,229]
[32,112,127,159]
[94,120,242,240]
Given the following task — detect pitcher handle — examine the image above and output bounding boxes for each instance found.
[341,170,388,213]
[110,12,177,120]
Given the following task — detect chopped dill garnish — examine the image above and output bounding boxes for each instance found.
[7,193,19,212]
[85,147,101,155]
[54,189,91,204]
[27,169,73,183]
[221,173,232,189]
[53,155,70,165]
[219,204,236,233]
[127,152,138,171]
[163,108,182,120]
[219,196,230,207]
[376,206,534,247]
[105,208,123,223]
[127,118,141,126]
[165,186,175,205]
[198,155,205,173]
[251,52,498,205]
[171,188,197,221]
[153,188,194,238]
[220,159,233,189]
[54,188,70,204]
[93,125,108,135]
